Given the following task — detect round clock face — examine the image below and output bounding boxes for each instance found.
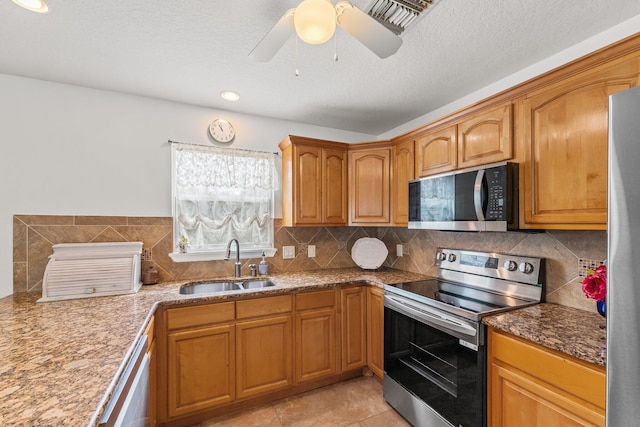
[209,119,235,143]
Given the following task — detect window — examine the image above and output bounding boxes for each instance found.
[170,142,278,261]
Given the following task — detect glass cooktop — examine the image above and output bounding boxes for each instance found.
[385,279,536,321]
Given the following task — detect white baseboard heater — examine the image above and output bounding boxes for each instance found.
[39,242,143,302]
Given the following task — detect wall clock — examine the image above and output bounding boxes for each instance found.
[209,118,235,143]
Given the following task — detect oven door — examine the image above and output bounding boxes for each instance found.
[384,294,486,427]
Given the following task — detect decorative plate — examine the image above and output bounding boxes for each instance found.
[351,237,388,270]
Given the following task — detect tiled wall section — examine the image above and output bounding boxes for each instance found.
[13,215,606,313]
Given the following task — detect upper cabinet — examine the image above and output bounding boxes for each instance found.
[521,55,640,229]
[391,139,415,226]
[457,103,513,168]
[279,136,348,226]
[414,125,457,177]
[414,102,513,178]
[349,145,391,225]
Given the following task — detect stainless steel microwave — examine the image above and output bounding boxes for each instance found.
[408,162,518,232]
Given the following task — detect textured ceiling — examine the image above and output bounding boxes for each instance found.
[1,0,640,135]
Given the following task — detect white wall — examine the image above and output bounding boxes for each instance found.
[379,14,640,140]
[0,75,376,298]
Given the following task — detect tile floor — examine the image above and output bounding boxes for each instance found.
[192,376,411,427]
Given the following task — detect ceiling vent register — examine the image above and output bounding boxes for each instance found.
[366,0,437,35]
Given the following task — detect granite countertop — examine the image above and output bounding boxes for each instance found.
[0,267,426,427]
[483,303,607,367]
[1,268,608,426]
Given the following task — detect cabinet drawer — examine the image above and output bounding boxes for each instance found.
[490,329,605,409]
[236,295,292,319]
[166,302,235,331]
[296,289,336,311]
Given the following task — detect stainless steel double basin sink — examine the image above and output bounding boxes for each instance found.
[179,279,276,295]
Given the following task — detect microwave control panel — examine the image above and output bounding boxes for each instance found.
[485,166,508,221]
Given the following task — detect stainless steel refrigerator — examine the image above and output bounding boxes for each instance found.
[607,84,640,426]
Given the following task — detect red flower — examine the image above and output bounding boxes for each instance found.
[581,265,607,302]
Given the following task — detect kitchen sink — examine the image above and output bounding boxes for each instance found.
[179,281,242,294]
[179,279,276,294]
[240,279,277,289]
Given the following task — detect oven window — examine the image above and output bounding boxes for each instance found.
[385,307,485,427]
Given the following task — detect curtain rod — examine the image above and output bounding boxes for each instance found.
[168,139,279,156]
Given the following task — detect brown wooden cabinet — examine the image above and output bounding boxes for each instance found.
[366,286,384,379]
[236,315,293,399]
[349,146,391,225]
[236,295,293,399]
[521,56,640,229]
[488,328,605,427]
[279,135,348,226]
[340,286,367,371]
[457,102,513,168]
[165,302,236,420]
[414,125,458,177]
[145,316,157,427]
[391,139,415,226]
[294,289,337,383]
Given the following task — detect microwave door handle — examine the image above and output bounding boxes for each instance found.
[474,170,485,220]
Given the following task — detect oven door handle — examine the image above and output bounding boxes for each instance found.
[385,295,477,337]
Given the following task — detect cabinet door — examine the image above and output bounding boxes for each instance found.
[488,329,605,427]
[295,308,337,383]
[366,287,384,379]
[522,59,640,229]
[323,149,348,225]
[167,324,235,418]
[294,145,323,224]
[349,148,391,224]
[415,125,457,177]
[392,140,415,225]
[458,103,513,168]
[340,287,366,371]
[236,315,293,399]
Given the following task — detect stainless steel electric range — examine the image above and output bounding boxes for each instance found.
[383,248,545,427]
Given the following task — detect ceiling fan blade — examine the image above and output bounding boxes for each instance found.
[249,9,295,62]
[335,1,402,59]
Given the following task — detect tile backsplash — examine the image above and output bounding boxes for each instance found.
[13,215,606,313]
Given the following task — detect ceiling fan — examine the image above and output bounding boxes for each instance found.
[249,0,403,62]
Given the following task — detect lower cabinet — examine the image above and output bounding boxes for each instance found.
[167,303,235,418]
[145,316,157,427]
[295,289,337,383]
[158,287,381,424]
[236,315,293,399]
[488,328,605,427]
[340,286,367,371]
[366,286,384,378]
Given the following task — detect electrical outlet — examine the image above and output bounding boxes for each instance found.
[308,245,316,258]
[283,246,296,259]
[396,244,403,257]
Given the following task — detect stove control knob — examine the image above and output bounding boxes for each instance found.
[436,252,447,261]
[503,260,518,271]
[519,262,534,274]
[448,253,457,262]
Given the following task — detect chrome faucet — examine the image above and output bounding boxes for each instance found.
[225,238,242,278]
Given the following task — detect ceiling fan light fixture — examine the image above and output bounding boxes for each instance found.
[294,0,337,45]
[11,0,48,13]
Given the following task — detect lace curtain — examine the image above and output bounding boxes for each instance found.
[172,142,278,251]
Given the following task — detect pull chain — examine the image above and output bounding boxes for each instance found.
[295,36,300,77]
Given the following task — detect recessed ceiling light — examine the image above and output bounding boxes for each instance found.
[11,0,49,13]
[220,91,240,102]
